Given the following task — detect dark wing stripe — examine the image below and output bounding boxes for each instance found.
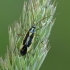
[23,31,29,45]
[20,44,27,56]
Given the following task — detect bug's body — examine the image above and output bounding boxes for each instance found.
[20,26,36,56]
[20,16,50,56]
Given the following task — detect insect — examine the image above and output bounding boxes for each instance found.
[20,14,55,56]
[20,26,36,56]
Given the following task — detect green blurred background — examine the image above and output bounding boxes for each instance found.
[0,0,70,70]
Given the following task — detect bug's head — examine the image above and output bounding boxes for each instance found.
[29,26,36,33]
[32,26,36,29]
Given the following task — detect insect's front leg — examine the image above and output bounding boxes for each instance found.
[17,34,23,36]
[17,28,28,37]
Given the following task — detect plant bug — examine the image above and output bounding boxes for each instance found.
[20,26,36,56]
[20,15,50,56]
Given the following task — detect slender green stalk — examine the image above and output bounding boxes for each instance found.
[0,0,56,70]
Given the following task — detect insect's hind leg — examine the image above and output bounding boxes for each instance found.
[17,22,30,37]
